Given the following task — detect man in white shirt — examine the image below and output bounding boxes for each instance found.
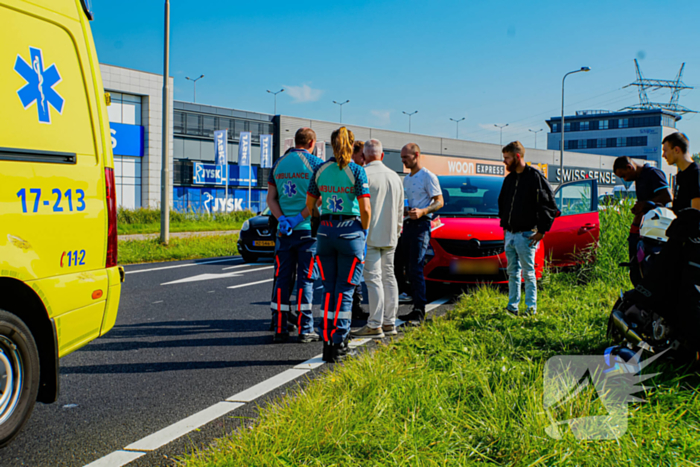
[398,143,443,323]
[351,139,404,338]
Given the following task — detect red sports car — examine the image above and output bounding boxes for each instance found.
[424,175,600,285]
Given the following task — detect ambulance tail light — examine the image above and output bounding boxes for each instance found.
[105,167,118,268]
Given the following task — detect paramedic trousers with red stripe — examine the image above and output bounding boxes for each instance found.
[272,230,318,336]
[316,219,366,344]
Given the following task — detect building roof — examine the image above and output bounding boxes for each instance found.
[546,108,682,125]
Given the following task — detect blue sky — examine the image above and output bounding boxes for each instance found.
[91,0,700,150]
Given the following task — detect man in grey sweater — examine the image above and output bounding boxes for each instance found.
[351,139,404,338]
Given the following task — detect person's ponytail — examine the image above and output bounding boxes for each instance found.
[331,127,354,169]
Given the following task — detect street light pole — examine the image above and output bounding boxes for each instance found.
[529,128,543,149]
[560,67,591,185]
[160,0,171,245]
[494,123,508,146]
[333,100,349,123]
[403,110,418,133]
[267,88,284,115]
[185,74,204,103]
[450,117,465,139]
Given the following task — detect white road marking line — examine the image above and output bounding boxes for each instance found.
[227,278,274,289]
[124,402,244,452]
[426,296,450,311]
[348,338,371,348]
[83,450,146,467]
[152,301,163,304]
[294,354,325,370]
[126,257,240,274]
[226,369,310,402]
[221,264,253,271]
[161,266,273,286]
[83,295,452,467]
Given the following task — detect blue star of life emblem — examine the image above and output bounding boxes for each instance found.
[327,195,343,213]
[283,180,297,198]
[14,47,64,124]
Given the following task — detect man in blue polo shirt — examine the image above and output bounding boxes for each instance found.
[267,128,325,343]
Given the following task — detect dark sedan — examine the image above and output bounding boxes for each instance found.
[237,207,277,263]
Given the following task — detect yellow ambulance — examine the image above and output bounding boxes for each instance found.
[0,0,123,446]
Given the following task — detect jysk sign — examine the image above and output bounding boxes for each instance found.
[110,122,144,157]
[193,163,258,185]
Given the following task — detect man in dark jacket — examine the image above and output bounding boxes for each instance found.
[498,141,558,316]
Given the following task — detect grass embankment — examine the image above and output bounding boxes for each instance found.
[184,207,700,466]
[118,234,238,265]
[117,207,255,235]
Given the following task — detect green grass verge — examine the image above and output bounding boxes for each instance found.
[183,206,700,466]
[118,234,238,265]
[117,207,256,235]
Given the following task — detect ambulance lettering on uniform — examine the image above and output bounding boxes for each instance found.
[327,195,343,213]
[275,173,309,180]
[283,180,297,198]
[14,47,64,124]
[320,186,354,194]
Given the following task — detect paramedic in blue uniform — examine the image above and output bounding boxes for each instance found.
[267,128,325,343]
[306,127,371,363]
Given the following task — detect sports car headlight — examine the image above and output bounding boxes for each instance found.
[241,220,250,232]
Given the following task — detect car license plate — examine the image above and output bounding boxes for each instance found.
[253,241,275,247]
[450,259,499,275]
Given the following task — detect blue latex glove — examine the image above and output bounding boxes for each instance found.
[277,216,292,236]
[287,213,305,230]
[363,229,369,258]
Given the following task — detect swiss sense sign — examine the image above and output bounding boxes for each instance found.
[404,154,505,177]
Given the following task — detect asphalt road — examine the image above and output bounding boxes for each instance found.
[0,256,451,467]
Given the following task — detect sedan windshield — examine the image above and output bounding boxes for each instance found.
[437,175,504,217]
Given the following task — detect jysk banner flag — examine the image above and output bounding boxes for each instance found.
[214,129,228,184]
[238,131,251,166]
[260,134,272,168]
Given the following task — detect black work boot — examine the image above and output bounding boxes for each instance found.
[398,307,425,323]
[273,332,289,343]
[322,341,333,362]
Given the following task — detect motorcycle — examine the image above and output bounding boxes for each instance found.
[607,207,700,362]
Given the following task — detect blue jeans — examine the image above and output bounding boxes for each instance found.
[404,218,431,309]
[316,219,366,344]
[272,230,317,335]
[505,230,538,311]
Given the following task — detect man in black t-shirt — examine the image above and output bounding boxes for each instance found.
[613,156,671,260]
[662,132,700,213]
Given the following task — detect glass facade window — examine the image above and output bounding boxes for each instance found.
[564,122,571,132]
[587,139,597,149]
[552,123,559,132]
[113,155,142,209]
[619,118,629,129]
[202,115,216,138]
[107,92,142,125]
[599,120,609,129]
[580,121,589,131]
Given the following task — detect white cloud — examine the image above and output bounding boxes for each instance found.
[283,84,323,103]
[370,110,391,125]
